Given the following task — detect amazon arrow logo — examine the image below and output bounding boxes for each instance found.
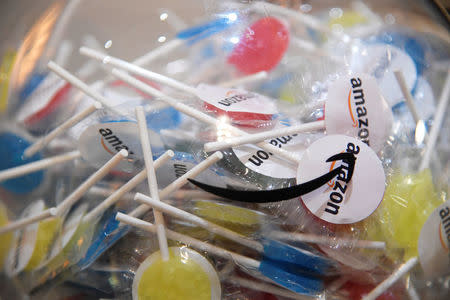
[188,152,356,203]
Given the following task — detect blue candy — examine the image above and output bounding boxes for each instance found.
[0,132,44,194]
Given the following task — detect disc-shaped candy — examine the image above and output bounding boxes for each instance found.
[132,247,221,300]
[227,17,289,74]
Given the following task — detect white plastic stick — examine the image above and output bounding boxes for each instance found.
[116,213,260,269]
[47,61,123,115]
[363,257,418,300]
[82,150,174,223]
[24,103,101,157]
[131,39,185,67]
[227,277,308,300]
[135,106,169,261]
[271,231,386,250]
[0,150,81,182]
[129,151,224,218]
[252,2,334,37]
[80,47,197,95]
[110,69,301,163]
[219,71,268,88]
[54,149,128,216]
[134,193,264,252]
[54,40,73,67]
[419,69,450,171]
[394,70,421,125]
[204,120,324,152]
[0,208,57,235]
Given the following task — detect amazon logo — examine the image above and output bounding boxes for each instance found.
[438,206,450,252]
[348,78,370,146]
[99,128,135,159]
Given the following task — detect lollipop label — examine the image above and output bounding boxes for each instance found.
[418,200,450,278]
[78,121,164,172]
[297,135,385,224]
[196,83,278,115]
[326,74,392,152]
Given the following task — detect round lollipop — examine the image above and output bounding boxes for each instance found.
[227,17,289,75]
[132,246,221,300]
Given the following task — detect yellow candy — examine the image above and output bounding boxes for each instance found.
[134,248,214,300]
[195,201,261,226]
[364,169,443,261]
[25,216,62,271]
[329,11,368,28]
[0,203,12,269]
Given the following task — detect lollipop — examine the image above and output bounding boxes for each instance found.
[362,69,450,299]
[117,213,324,296]
[135,105,169,260]
[227,17,289,74]
[135,193,335,275]
[132,246,221,300]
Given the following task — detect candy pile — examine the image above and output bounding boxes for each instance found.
[0,1,449,299]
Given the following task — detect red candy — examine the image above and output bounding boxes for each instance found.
[227,17,289,74]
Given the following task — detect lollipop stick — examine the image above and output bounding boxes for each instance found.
[394,70,421,125]
[134,193,264,252]
[129,151,223,218]
[54,149,128,216]
[204,120,324,152]
[219,71,268,88]
[24,102,101,157]
[271,231,386,250]
[110,69,301,163]
[419,69,450,171]
[135,106,169,260]
[0,207,57,235]
[362,257,418,300]
[131,39,185,67]
[0,150,81,182]
[82,150,174,223]
[116,213,260,269]
[47,61,123,115]
[80,47,197,95]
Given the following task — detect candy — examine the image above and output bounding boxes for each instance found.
[133,247,219,300]
[227,17,289,74]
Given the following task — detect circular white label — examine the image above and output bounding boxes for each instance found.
[195,83,278,116]
[351,44,417,106]
[418,200,450,278]
[5,200,44,276]
[325,73,393,153]
[78,121,164,173]
[296,135,385,224]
